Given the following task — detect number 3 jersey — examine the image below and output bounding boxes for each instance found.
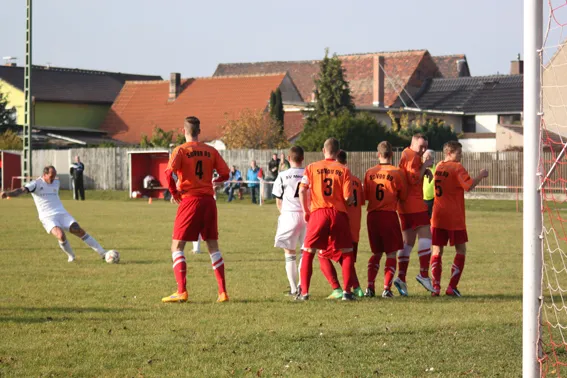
[167,141,230,198]
[300,159,352,214]
[364,164,407,213]
[272,167,305,212]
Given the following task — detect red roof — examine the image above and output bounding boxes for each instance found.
[432,55,470,78]
[101,74,287,144]
[283,111,306,140]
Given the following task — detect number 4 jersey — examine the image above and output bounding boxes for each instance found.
[167,141,230,197]
[272,167,305,212]
[300,159,352,214]
[364,163,407,213]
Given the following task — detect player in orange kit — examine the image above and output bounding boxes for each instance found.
[395,133,435,296]
[318,150,364,299]
[364,141,408,298]
[162,116,231,303]
[430,141,488,297]
[298,138,355,301]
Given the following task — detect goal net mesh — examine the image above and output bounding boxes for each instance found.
[540,1,567,376]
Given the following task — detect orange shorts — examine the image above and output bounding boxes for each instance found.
[399,211,430,231]
[173,196,218,241]
[432,227,468,247]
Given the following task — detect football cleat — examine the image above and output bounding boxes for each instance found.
[381,289,394,298]
[416,275,435,293]
[353,287,365,298]
[342,292,356,301]
[431,288,441,297]
[365,288,376,298]
[393,277,408,297]
[445,286,462,297]
[217,292,229,302]
[162,291,188,303]
[68,255,76,262]
[327,288,343,299]
[295,293,310,301]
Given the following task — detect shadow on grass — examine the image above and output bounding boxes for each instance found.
[0,306,133,313]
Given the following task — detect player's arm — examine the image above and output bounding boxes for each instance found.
[397,171,409,201]
[457,166,488,192]
[299,168,311,222]
[165,147,183,202]
[1,186,29,199]
[276,198,283,212]
[213,151,230,184]
[343,168,354,206]
[272,174,284,213]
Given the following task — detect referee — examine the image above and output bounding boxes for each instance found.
[70,156,85,201]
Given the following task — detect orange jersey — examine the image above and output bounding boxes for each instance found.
[167,141,230,197]
[347,175,364,242]
[431,161,474,230]
[301,159,352,214]
[397,147,428,214]
[364,164,407,213]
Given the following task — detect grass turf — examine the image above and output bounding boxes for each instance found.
[0,192,522,377]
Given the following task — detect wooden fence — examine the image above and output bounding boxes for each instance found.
[28,148,561,193]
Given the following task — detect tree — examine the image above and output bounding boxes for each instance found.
[0,129,22,150]
[139,126,184,148]
[221,109,289,149]
[0,86,17,129]
[390,112,459,150]
[308,48,355,120]
[297,111,406,152]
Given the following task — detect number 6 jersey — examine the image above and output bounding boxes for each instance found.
[300,158,352,214]
[364,163,408,213]
[272,167,305,212]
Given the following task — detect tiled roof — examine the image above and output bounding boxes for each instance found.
[432,55,470,78]
[0,65,162,103]
[283,111,306,141]
[213,50,440,107]
[101,74,288,144]
[406,75,523,114]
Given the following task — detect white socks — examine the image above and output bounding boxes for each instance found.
[59,240,76,262]
[81,234,106,257]
[398,244,413,262]
[210,251,224,270]
[285,253,298,294]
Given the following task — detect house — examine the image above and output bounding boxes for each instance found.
[0,62,162,129]
[100,72,303,148]
[543,39,567,139]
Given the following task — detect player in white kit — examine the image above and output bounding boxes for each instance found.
[272,146,307,296]
[1,166,110,262]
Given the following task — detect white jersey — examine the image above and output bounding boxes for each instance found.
[25,178,68,219]
[272,167,305,212]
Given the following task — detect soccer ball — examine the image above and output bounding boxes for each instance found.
[105,250,120,264]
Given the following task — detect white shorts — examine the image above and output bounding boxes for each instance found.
[40,213,77,233]
[274,211,306,250]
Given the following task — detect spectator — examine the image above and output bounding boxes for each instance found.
[69,156,85,201]
[422,149,436,218]
[247,160,261,204]
[279,152,290,172]
[268,153,280,181]
[224,165,242,202]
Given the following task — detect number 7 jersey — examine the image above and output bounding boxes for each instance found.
[272,167,305,212]
[300,159,352,214]
[167,141,230,197]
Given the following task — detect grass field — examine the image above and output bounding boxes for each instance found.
[0,192,523,377]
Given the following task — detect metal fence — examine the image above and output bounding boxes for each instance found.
[28,147,557,193]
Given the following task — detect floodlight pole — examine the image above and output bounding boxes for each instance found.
[523,0,543,377]
[22,0,33,180]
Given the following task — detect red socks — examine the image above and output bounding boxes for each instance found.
[367,253,381,290]
[341,252,355,293]
[172,251,187,294]
[397,244,412,282]
[417,238,432,278]
[449,254,466,289]
[210,251,226,294]
[300,251,315,295]
[351,243,360,289]
[384,257,396,290]
[319,255,341,290]
[430,254,442,292]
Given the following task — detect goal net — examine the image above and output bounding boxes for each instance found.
[540,1,567,375]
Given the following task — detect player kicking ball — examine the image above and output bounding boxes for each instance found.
[162,116,231,304]
[0,166,109,262]
[395,133,435,296]
[272,146,307,296]
[430,141,488,297]
[364,142,408,298]
[298,138,355,301]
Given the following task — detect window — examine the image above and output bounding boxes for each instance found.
[462,116,476,133]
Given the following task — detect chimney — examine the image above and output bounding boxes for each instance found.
[3,56,17,67]
[373,55,385,107]
[169,72,181,101]
[457,59,468,77]
[510,54,524,75]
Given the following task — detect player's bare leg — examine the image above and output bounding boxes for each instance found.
[415,225,434,292]
[284,248,299,296]
[430,245,444,296]
[69,222,106,259]
[162,240,189,303]
[297,249,316,300]
[394,228,416,296]
[51,227,75,262]
[446,244,466,297]
[206,239,228,302]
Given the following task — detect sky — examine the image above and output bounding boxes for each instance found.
[0,0,526,79]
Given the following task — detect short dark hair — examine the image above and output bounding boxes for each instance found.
[443,140,463,155]
[43,165,56,175]
[289,146,304,163]
[324,138,340,155]
[412,133,427,141]
[336,150,347,165]
[184,116,201,137]
[377,141,393,159]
